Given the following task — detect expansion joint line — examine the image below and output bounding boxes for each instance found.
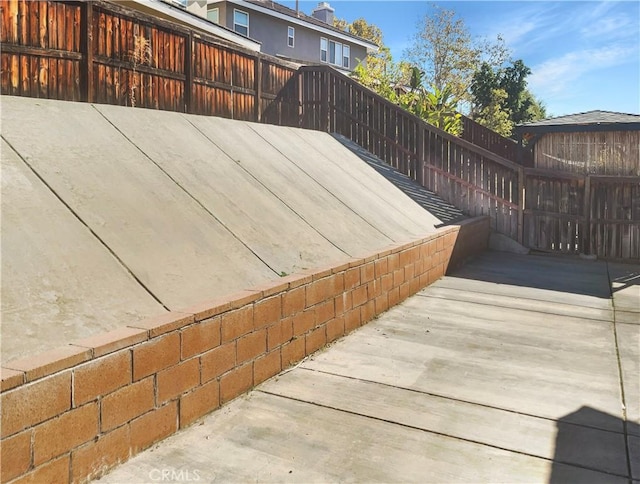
[184,117,350,258]
[605,261,633,480]
[257,388,629,480]
[248,124,396,244]
[1,135,169,311]
[92,106,282,278]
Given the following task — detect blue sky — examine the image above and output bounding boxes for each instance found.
[282,1,640,117]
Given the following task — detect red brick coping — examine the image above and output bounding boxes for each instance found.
[0,217,489,484]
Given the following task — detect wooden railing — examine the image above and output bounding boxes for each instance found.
[297,66,640,260]
[0,0,300,125]
[460,114,533,167]
[2,2,638,260]
[298,65,525,243]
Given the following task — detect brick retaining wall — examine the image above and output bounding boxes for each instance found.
[0,217,489,484]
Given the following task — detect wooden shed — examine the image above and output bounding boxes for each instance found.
[516,111,640,176]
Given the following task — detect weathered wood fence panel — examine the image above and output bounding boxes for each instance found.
[1,0,298,122]
[460,114,533,167]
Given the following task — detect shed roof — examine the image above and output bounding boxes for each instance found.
[516,110,640,134]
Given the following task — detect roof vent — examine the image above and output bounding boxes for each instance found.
[311,2,335,25]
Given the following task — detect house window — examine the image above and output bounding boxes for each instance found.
[207,8,219,24]
[320,37,328,62]
[287,26,295,48]
[233,9,249,36]
[342,44,350,69]
[326,40,350,68]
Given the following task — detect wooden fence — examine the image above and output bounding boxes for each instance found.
[2,2,638,260]
[298,66,640,261]
[0,0,300,124]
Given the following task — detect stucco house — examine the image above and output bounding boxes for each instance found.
[205,0,378,71]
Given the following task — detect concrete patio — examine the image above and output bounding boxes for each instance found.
[101,251,639,483]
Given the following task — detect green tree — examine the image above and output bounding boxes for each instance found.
[405,5,509,106]
[470,60,546,137]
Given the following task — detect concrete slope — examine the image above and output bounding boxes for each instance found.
[187,115,400,255]
[93,104,347,274]
[1,95,446,362]
[1,97,276,312]
[250,123,439,239]
[0,139,165,363]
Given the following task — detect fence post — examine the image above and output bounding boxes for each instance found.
[517,167,525,244]
[583,175,591,255]
[416,125,425,186]
[80,1,94,102]
[184,31,193,113]
[321,69,329,132]
[254,55,262,122]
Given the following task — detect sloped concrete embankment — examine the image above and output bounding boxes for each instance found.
[0,96,488,484]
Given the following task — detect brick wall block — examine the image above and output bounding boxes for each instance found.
[132,332,180,381]
[292,309,315,337]
[253,296,281,330]
[220,364,252,404]
[74,350,131,406]
[360,300,375,325]
[129,312,194,338]
[253,351,282,385]
[157,358,200,404]
[352,285,368,308]
[182,317,221,359]
[344,267,360,290]
[237,330,267,364]
[71,424,131,484]
[305,326,327,355]
[1,368,25,392]
[221,306,253,343]
[1,372,71,438]
[1,429,32,482]
[179,380,220,429]
[305,277,334,308]
[130,401,178,454]
[326,317,345,343]
[344,309,361,333]
[282,286,305,317]
[101,377,154,432]
[34,402,98,465]
[315,300,335,326]
[11,454,69,484]
[201,342,236,383]
[281,338,305,368]
[5,346,91,383]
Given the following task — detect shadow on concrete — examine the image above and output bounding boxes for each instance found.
[448,251,613,299]
[550,406,638,483]
[332,134,467,226]
[607,263,640,295]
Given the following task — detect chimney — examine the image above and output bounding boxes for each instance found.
[311,2,334,25]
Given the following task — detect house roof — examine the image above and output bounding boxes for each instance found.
[211,0,379,51]
[516,110,640,134]
[131,0,261,51]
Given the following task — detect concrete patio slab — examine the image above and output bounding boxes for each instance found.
[0,139,165,363]
[609,262,640,314]
[100,251,635,483]
[617,323,640,434]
